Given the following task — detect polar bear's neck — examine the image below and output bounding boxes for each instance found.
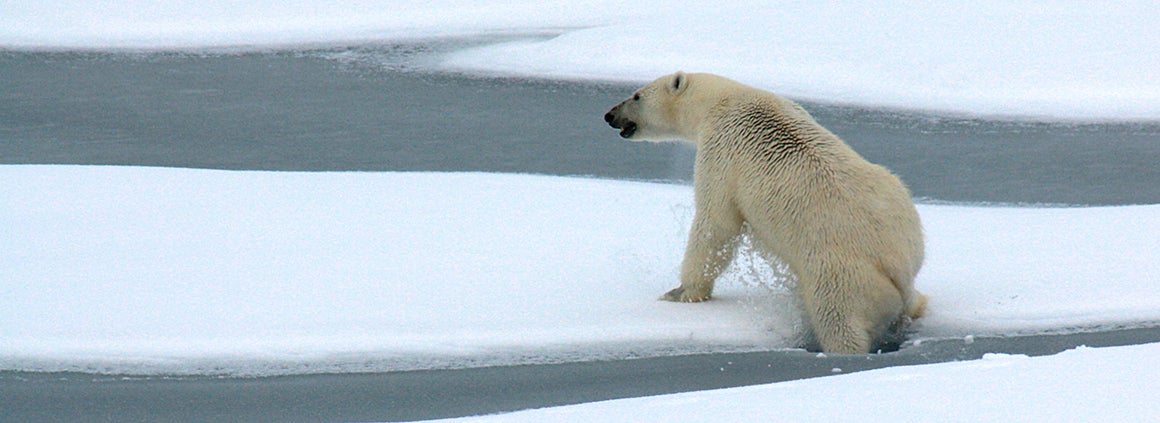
[676,78,756,142]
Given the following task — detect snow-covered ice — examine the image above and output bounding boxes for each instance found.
[442,2,1160,120]
[2,167,770,375]
[3,166,1159,375]
[3,1,1159,119]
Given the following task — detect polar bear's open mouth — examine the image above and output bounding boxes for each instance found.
[605,111,637,138]
[617,121,637,138]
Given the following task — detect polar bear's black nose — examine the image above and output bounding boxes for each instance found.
[604,111,615,123]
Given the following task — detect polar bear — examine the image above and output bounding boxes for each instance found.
[605,72,927,354]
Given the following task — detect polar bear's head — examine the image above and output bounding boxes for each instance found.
[604,72,691,142]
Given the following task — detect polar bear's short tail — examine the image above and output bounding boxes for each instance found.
[907,291,929,319]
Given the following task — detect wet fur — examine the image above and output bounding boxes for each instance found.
[607,72,927,354]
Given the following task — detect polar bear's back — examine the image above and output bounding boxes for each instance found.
[703,95,924,286]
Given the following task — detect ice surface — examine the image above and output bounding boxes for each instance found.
[442,2,1160,120]
[3,166,1158,375]
[3,1,1158,119]
[0,0,625,49]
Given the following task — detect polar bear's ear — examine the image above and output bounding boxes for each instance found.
[670,71,688,95]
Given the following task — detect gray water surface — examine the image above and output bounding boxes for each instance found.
[2,49,686,180]
[4,49,1159,205]
[4,328,1160,422]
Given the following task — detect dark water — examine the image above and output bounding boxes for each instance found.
[4,328,1160,422]
[3,48,1159,205]
[1,48,686,181]
[3,44,1160,422]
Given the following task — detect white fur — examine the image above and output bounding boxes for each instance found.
[606,72,927,353]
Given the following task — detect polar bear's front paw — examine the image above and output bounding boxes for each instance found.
[659,287,710,302]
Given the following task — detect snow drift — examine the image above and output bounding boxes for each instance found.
[3,166,1158,375]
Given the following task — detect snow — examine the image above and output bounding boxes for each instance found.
[3,166,1159,376]
[434,343,1160,422]
[3,1,1158,120]
[0,167,775,375]
[0,0,624,49]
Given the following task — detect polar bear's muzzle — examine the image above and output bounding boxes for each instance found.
[604,108,637,138]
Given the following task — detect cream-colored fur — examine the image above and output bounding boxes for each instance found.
[605,72,927,354]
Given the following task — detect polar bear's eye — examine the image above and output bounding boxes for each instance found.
[633,93,641,101]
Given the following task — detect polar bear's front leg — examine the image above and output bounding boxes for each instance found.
[662,210,742,302]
